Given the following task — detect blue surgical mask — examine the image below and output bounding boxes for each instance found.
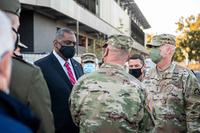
[83,63,96,74]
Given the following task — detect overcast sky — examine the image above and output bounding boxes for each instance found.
[135,0,200,35]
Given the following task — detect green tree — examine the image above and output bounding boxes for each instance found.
[173,47,185,62]
[174,14,200,62]
[146,33,154,44]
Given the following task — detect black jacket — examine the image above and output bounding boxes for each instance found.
[0,91,40,132]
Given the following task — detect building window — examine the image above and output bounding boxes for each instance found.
[74,0,99,15]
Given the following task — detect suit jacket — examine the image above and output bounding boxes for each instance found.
[0,114,32,133]
[35,53,83,133]
[0,90,39,132]
[10,57,55,133]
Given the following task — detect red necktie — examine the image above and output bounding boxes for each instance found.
[64,62,76,85]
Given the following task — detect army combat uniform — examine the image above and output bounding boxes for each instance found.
[143,62,200,132]
[70,64,153,133]
[144,34,200,132]
[69,35,154,133]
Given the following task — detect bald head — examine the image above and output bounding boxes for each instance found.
[103,44,129,65]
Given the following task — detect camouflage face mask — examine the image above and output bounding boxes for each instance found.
[150,48,162,64]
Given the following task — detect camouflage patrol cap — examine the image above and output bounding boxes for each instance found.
[81,53,97,63]
[0,0,21,17]
[148,34,176,47]
[106,34,134,51]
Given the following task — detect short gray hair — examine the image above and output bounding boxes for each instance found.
[0,11,13,60]
[55,27,74,40]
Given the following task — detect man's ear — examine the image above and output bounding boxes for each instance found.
[167,45,172,54]
[53,40,60,49]
[161,44,170,57]
[167,45,176,55]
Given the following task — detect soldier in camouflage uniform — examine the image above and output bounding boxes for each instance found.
[69,34,154,133]
[143,34,200,132]
[81,53,98,74]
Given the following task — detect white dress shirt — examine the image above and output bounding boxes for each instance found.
[53,50,77,80]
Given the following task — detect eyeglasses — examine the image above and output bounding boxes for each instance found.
[12,27,19,36]
[12,27,20,46]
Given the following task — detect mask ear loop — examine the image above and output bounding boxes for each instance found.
[140,62,145,69]
[12,27,17,34]
[12,27,19,50]
[53,40,62,51]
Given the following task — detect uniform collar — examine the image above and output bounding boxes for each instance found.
[101,63,125,71]
[155,62,176,77]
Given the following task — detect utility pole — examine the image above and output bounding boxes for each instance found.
[76,20,79,55]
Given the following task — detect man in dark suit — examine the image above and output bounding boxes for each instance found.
[35,28,84,133]
[0,0,55,133]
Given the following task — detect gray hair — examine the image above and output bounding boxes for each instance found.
[55,27,74,40]
[0,11,13,60]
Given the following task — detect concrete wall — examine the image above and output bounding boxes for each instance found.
[19,0,147,54]
[33,13,94,53]
[20,0,123,36]
[20,0,51,7]
[99,0,130,35]
[33,13,56,52]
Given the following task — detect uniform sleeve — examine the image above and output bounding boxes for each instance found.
[28,67,55,133]
[184,71,200,132]
[139,84,155,133]
[69,79,83,126]
[139,107,155,133]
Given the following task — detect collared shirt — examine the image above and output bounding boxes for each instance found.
[53,50,77,80]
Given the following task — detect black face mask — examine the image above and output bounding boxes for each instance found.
[129,68,142,79]
[59,45,75,59]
